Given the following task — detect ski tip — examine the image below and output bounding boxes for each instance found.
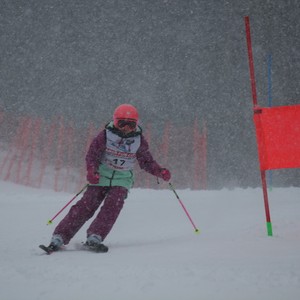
[39,244,53,255]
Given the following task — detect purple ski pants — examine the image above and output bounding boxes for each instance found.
[53,185,128,244]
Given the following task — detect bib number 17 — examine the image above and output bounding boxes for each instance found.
[113,159,126,166]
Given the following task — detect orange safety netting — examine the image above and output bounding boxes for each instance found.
[253,104,300,170]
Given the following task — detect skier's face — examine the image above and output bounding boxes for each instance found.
[116,119,137,134]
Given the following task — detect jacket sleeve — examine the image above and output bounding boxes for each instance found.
[85,130,106,170]
[136,134,163,177]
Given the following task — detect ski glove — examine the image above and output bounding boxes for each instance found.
[87,167,100,184]
[160,168,171,182]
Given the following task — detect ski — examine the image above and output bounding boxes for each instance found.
[82,242,109,253]
[39,244,55,255]
[39,242,109,254]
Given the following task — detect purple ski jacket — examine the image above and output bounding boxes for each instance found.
[85,123,164,189]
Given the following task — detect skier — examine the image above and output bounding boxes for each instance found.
[41,104,171,253]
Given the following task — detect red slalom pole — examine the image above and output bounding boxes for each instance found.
[244,16,273,236]
[47,183,89,225]
[169,182,200,234]
[244,16,258,107]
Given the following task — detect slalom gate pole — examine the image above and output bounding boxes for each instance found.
[168,182,200,234]
[244,16,273,236]
[47,183,89,225]
[244,16,258,107]
[260,171,273,236]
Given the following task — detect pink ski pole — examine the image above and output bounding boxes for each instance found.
[169,183,200,234]
[47,183,89,225]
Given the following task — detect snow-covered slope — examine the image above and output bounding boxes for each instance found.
[1,181,299,300]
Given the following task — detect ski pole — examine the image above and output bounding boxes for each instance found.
[169,182,200,234]
[47,183,89,225]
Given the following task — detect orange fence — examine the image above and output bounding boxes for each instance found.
[0,111,207,192]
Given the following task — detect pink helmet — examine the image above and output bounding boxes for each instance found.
[113,104,139,128]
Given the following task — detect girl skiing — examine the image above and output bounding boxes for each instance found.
[41,104,171,253]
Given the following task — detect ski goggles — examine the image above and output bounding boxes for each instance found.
[117,119,137,129]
